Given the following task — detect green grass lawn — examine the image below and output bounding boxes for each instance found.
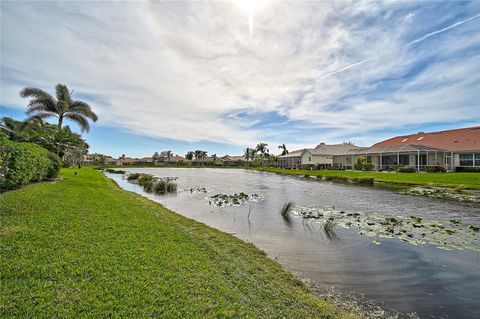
[251,167,480,189]
[0,168,347,319]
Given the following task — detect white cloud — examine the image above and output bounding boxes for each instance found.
[1,1,479,149]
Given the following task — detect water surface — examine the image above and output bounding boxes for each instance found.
[106,168,480,319]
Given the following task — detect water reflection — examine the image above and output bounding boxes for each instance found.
[106,168,480,319]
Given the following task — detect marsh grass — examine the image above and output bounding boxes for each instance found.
[127,173,141,181]
[280,201,295,222]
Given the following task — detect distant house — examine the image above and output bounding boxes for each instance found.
[120,157,152,165]
[222,155,247,166]
[191,156,223,166]
[278,126,480,172]
[277,143,362,169]
[164,155,190,165]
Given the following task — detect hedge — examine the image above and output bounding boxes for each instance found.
[0,132,61,189]
[455,167,480,172]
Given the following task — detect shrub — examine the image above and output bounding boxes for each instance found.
[363,163,375,171]
[455,167,480,172]
[46,152,62,179]
[425,166,447,173]
[397,166,416,173]
[0,134,61,189]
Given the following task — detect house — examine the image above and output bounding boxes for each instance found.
[353,126,480,171]
[277,143,362,169]
[222,155,247,166]
[119,157,153,165]
[278,126,480,172]
[163,155,190,165]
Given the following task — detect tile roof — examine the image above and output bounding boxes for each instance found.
[373,126,480,152]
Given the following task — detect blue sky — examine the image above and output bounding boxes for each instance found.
[1,1,479,158]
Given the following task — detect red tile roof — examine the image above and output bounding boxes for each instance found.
[373,126,480,152]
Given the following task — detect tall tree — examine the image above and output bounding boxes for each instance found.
[185,151,194,161]
[194,150,207,160]
[243,148,251,162]
[256,142,269,158]
[20,84,98,132]
[278,144,289,156]
[165,150,173,160]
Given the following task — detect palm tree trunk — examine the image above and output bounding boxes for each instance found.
[58,115,63,129]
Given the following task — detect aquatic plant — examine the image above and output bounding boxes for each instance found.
[351,176,374,186]
[105,168,126,174]
[291,205,480,253]
[401,187,480,203]
[127,173,141,181]
[126,173,177,195]
[207,193,263,208]
[138,174,154,186]
[280,201,294,222]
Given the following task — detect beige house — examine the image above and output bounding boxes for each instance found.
[277,143,361,169]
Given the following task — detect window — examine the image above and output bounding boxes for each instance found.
[459,154,474,167]
[308,156,311,161]
[476,154,480,167]
[399,155,409,165]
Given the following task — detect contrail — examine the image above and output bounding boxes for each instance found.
[407,12,480,46]
[318,12,480,79]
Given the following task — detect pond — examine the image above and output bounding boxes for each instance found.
[106,168,480,319]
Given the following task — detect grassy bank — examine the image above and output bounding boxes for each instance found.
[0,168,347,318]
[251,167,480,189]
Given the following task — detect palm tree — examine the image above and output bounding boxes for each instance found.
[20,84,98,132]
[165,150,173,161]
[152,152,160,165]
[256,142,268,157]
[278,144,289,156]
[185,151,194,161]
[244,147,251,162]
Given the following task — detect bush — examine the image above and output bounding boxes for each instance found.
[46,152,62,179]
[363,163,375,171]
[397,166,416,173]
[425,166,447,173]
[455,167,480,172]
[0,133,61,189]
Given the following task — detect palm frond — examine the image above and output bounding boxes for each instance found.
[26,100,58,115]
[69,101,98,121]
[24,113,55,123]
[55,84,71,103]
[64,113,90,132]
[20,87,56,104]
